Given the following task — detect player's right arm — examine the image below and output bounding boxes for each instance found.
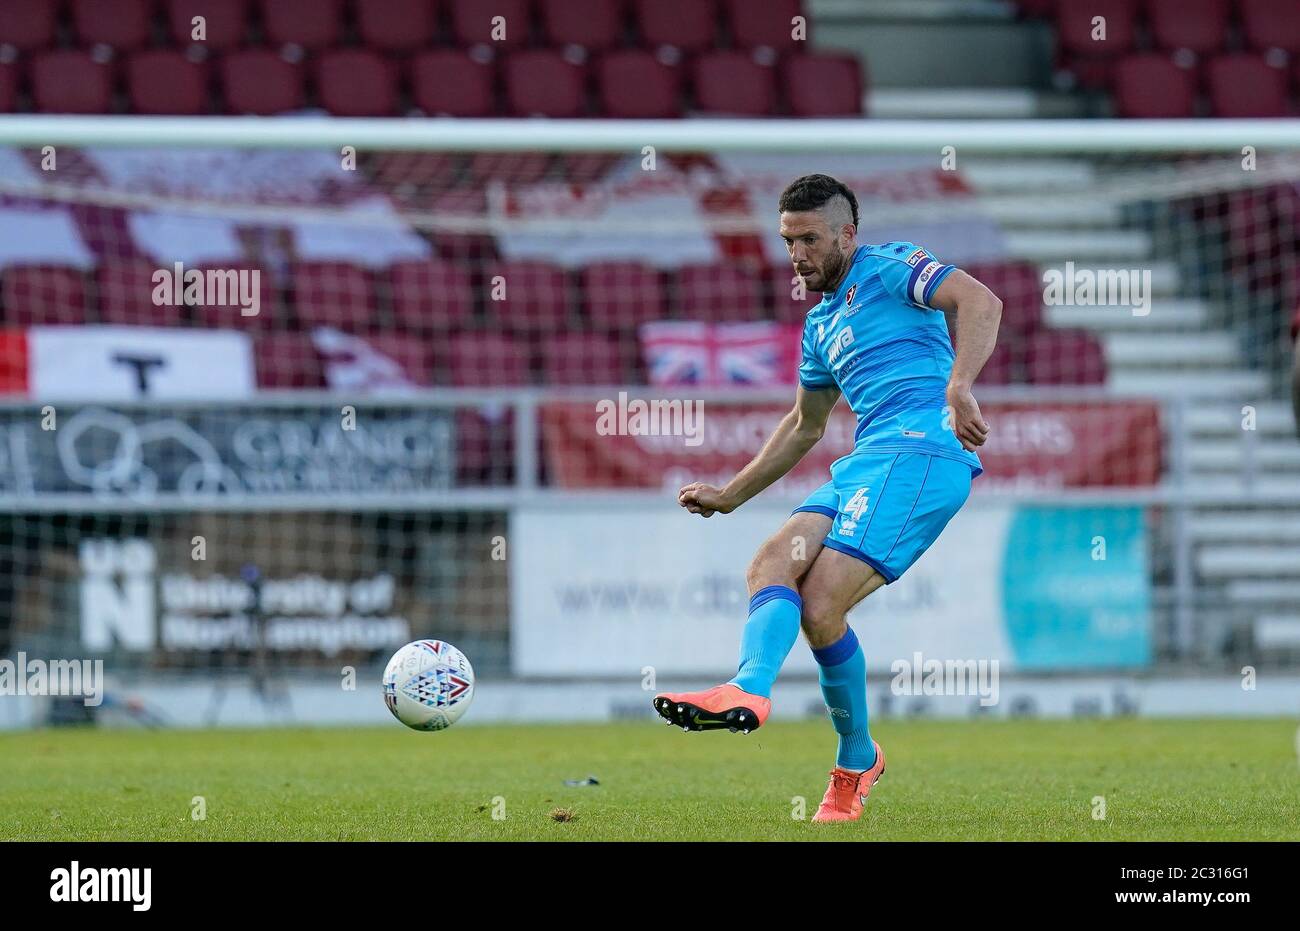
[679,384,840,517]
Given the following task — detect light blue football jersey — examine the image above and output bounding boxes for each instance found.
[797,242,983,476]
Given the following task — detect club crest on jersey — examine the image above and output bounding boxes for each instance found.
[845,284,857,307]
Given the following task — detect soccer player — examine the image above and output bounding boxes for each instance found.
[653,174,1002,823]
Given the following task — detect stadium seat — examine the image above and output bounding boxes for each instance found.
[356,0,438,52]
[449,0,532,50]
[597,50,682,118]
[581,262,666,331]
[0,63,17,112]
[504,51,587,117]
[71,0,152,51]
[190,264,278,330]
[962,261,1044,337]
[783,53,864,117]
[429,187,498,263]
[951,331,1019,383]
[257,0,342,51]
[446,332,531,386]
[675,263,765,323]
[219,49,304,115]
[561,153,622,183]
[722,0,804,53]
[1111,53,1197,118]
[1025,330,1107,385]
[1206,54,1292,118]
[315,49,398,117]
[1239,0,1300,55]
[481,261,574,333]
[1145,0,1229,55]
[388,260,477,332]
[254,332,324,389]
[167,0,249,50]
[692,52,776,116]
[767,266,821,325]
[359,332,436,386]
[0,0,59,52]
[1055,0,1138,57]
[539,0,624,52]
[97,260,187,327]
[31,51,113,114]
[633,0,716,52]
[410,50,496,117]
[127,51,209,115]
[467,153,552,185]
[289,262,378,332]
[540,332,633,385]
[0,265,88,326]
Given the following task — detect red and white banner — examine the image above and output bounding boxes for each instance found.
[27,326,255,400]
[540,400,1162,492]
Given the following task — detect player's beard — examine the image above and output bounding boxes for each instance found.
[815,244,848,293]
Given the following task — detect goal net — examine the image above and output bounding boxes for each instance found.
[1,119,1298,725]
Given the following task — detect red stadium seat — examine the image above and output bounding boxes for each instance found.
[0,63,18,112]
[167,0,249,50]
[561,153,622,183]
[783,53,864,117]
[722,0,804,52]
[257,0,342,51]
[190,264,278,330]
[446,332,531,386]
[539,0,623,52]
[315,49,398,117]
[1,265,88,326]
[633,0,716,52]
[692,52,776,116]
[767,266,821,325]
[254,332,324,389]
[31,51,113,114]
[962,261,1044,337]
[220,49,304,115]
[467,153,552,184]
[356,0,438,52]
[388,260,477,332]
[540,332,633,385]
[127,51,209,115]
[1111,53,1197,118]
[289,262,378,332]
[449,0,532,50]
[950,329,1019,384]
[1145,0,1229,55]
[1206,54,1291,117]
[581,262,666,331]
[1055,0,1138,57]
[481,260,574,333]
[429,187,498,263]
[1240,0,1300,54]
[597,50,682,118]
[97,260,187,327]
[358,332,436,386]
[504,51,587,117]
[71,0,152,51]
[0,0,59,52]
[1025,330,1107,385]
[676,263,765,323]
[410,50,496,117]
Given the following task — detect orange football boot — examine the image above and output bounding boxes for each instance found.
[653,683,770,733]
[812,740,886,823]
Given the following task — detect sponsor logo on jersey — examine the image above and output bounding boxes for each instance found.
[906,248,929,267]
[826,325,855,364]
[911,261,943,305]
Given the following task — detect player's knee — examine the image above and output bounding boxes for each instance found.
[800,590,845,648]
[746,542,799,594]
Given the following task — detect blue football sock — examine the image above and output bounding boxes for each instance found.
[812,627,876,771]
[727,585,802,699]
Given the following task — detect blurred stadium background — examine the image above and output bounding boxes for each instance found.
[1,0,1299,730]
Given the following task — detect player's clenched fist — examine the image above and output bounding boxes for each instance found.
[678,482,735,518]
[945,384,990,452]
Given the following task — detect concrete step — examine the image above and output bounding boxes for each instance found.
[1184,402,1296,437]
[1109,369,1270,398]
[1103,331,1242,367]
[1045,298,1207,330]
[1253,615,1300,648]
[1197,545,1300,579]
[1190,511,1300,542]
[1226,579,1300,603]
[982,199,1123,227]
[1007,230,1152,262]
[1187,440,1300,471]
[1179,476,1300,500]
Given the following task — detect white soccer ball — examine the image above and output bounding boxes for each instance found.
[382,639,475,731]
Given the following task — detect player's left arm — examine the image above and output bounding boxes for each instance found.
[929,269,1003,452]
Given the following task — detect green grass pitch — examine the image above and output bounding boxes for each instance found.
[2,718,1297,841]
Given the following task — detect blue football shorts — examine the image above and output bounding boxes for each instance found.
[792,451,974,583]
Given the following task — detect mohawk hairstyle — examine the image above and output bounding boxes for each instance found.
[777,174,859,230]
